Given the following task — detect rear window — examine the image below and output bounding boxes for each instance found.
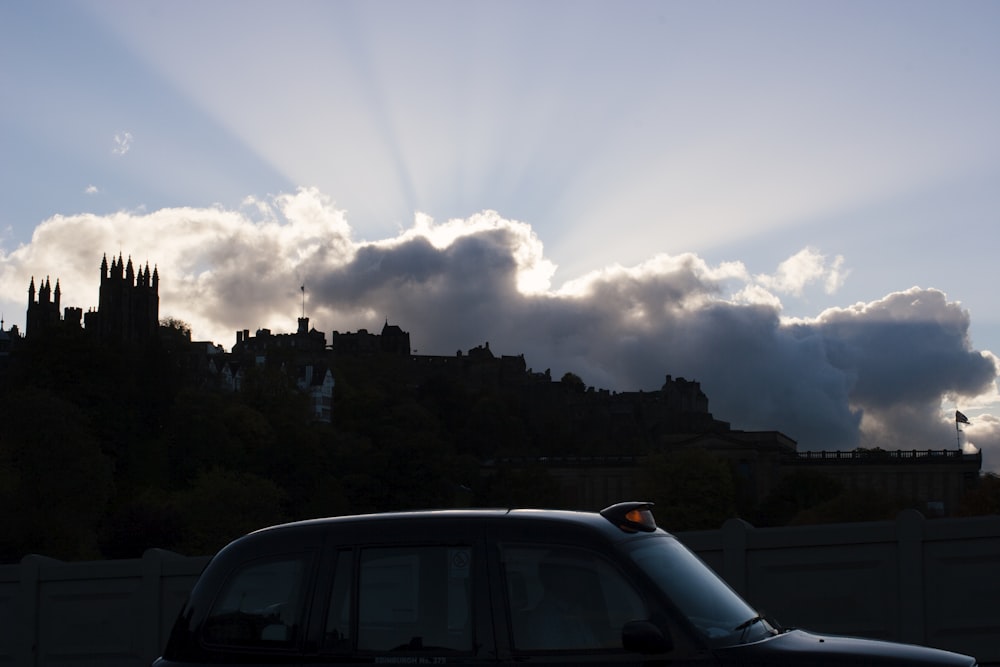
[202,553,312,650]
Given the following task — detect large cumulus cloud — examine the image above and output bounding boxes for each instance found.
[2,188,997,469]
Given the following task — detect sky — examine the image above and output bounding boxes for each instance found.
[2,0,1000,470]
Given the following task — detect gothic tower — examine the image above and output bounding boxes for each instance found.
[25,276,61,337]
[91,253,160,344]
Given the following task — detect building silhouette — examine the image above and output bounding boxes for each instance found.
[225,316,332,423]
[330,320,411,355]
[0,317,17,369]
[232,316,327,359]
[83,254,159,344]
[25,276,62,338]
[23,253,159,345]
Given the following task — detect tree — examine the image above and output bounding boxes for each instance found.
[638,449,737,531]
[165,388,245,484]
[169,468,287,555]
[788,487,915,525]
[476,465,563,509]
[956,473,1000,516]
[0,388,114,561]
[239,363,311,426]
[560,372,586,392]
[756,469,844,526]
[159,316,192,341]
[99,487,181,559]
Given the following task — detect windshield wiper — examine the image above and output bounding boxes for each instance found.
[733,615,763,632]
[733,615,764,643]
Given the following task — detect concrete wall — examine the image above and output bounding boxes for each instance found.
[0,549,210,667]
[681,510,1000,663]
[1,512,997,666]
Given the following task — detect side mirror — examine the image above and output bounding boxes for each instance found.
[622,620,673,654]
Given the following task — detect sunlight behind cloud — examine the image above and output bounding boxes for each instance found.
[963,413,1000,459]
[755,248,848,297]
[731,284,783,309]
[557,253,747,301]
[390,211,557,294]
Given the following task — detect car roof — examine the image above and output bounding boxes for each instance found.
[251,508,597,533]
[239,505,667,545]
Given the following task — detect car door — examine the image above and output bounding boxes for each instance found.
[313,516,498,665]
[486,518,712,666]
[157,526,327,667]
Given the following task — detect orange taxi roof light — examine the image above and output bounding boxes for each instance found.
[600,501,657,533]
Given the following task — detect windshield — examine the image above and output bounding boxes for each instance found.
[626,535,774,647]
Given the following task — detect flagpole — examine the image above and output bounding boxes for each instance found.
[955,410,971,449]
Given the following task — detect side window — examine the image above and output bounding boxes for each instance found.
[356,545,473,653]
[203,553,311,650]
[501,544,648,652]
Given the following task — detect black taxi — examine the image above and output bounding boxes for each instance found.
[154,502,976,666]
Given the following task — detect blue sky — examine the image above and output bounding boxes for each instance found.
[2,1,999,466]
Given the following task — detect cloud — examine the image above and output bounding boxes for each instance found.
[85,185,99,195]
[1,188,997,470]
[964,413,1000,465]
[112,131,133,156]
[755,247,847,296]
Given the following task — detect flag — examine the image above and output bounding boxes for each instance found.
[300,285,305,292]
[956,410,970,425]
